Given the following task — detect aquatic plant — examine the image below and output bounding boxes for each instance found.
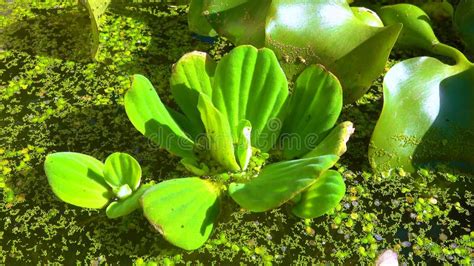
[369,4,474,173]
[188,0,402,103]
[44,152,151,218]
[44,45,353,250]
[125,45,352,249]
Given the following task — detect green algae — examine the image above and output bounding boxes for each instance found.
[0,1,472,265]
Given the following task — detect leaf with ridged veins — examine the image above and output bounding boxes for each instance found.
[44,152,112,209]
[141,178,221,250]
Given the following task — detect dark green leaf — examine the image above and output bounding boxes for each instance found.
[204,0,271,46]
[454,0,474,53]
[188,0,217,36]
[377,4,439,51]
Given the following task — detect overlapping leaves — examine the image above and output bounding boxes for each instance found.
[122,45,352,249]
[189,0,402,103]
[44,152,149,218]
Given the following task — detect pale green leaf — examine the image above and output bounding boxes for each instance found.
[141,178,221,250]
[44,152,111,209]
[124,74,195,159]
[103,152,141,192]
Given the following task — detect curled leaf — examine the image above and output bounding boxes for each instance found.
[170,51,216,138]
[235,119,252,170]
[103,152,141,193]
[351,7,384,27]
[377,4,438,51]
[80,0,111,58]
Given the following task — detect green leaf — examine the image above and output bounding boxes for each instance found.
[229,155,339,212]
[303,121,354,158]
[141,178,221,250]
[80,0,111,58]
[420,0,453,21]
[265,0,402,103]
[235,120,252,170]
[377,4,439,51]
[212,45,289,151]
[197,94,240,171]
[106,184,152,219]
[170,51,217,138]
[351,7,384,27]
[103,152,141,194]
[369,56,474,173]
[454,0,474,53]
[204,0,271,46]
[292,170,346,219]
[280,65,343,159]
[188,0,217,36]
[125,74,195,159]
[44,152,111,209]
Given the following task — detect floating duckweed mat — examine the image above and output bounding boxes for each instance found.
[0,1,472,265]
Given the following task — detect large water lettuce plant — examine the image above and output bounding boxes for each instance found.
[188,0,402,103]
[369,4,474,173]
[44,45,353,250]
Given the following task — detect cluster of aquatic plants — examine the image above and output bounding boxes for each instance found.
[1,0,472,264]
[44,45,353,250]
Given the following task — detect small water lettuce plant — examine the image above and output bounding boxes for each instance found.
[44,152,151,218]
[44,45,353,250]
[188,0,402,103]
[369,4,474,173]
